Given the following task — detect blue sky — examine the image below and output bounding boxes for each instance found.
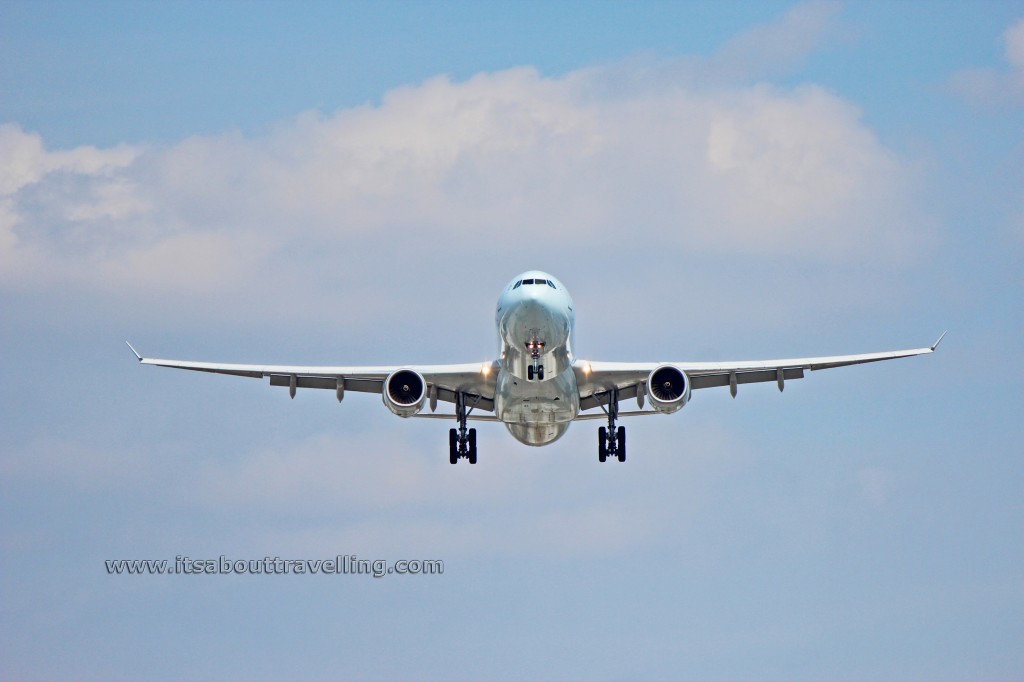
[1,2,1022,680]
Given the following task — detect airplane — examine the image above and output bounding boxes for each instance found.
[127,270,944,464]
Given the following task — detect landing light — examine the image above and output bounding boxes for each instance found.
[481,364,490,376]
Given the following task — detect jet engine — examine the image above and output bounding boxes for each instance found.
[646,365,690,414]
[382,369,427,417]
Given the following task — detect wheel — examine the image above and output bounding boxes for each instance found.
[449,428,458,464]
[468,428,477,464]
[598,426,607,462]
[616,426,626,462]
[538,365,545,381]
[528,366,534,380]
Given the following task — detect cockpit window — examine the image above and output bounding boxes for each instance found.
[522,278,534,285]
[512,280,521,289]
[547,280,556,289]
[535,279,547,285]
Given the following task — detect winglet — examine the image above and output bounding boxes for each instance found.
[930,330,947,351]
[125,341,143,361]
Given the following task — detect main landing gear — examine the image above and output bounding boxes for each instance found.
[597,388,626,463]
[449,392,477,464]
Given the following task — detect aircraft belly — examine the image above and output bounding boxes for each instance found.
[494,364,579,446]
[505,422,570,447]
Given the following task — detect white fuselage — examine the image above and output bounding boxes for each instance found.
[493,271,579,446]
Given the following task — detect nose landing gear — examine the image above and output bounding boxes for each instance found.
[526,341,545,381]
[597,388,626,463]
[448,392,478,464]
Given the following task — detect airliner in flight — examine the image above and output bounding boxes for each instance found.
[128,270,943,464]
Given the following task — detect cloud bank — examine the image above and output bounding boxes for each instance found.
[2,48,923,325]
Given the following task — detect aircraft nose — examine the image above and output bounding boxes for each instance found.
[502,294,569,348]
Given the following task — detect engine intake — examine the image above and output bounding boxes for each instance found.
[382,369,426,417]
[646,365,690,414]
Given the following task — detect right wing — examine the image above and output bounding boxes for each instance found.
[127,342,498,411]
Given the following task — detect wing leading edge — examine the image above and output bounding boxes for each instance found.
[575,333,945,411]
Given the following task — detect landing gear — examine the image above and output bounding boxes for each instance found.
[598,388,626,463]
[448,392,478,464]
[448,425,478,464]
[527,341,544,381]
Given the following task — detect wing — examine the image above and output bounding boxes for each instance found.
[126,342,498,411]
[574,332,946,412]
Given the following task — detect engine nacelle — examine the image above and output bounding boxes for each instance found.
[382,369,427,417]
[646,365,690,414]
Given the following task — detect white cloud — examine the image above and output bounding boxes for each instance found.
[700,84,909,254]
[0,5,930,333]
[709,0,843,82]
[0,69,922,301]
[948,18,1024,106]
[1004,18,1024,70]
[0,124,141,271]
[0,123,47,195]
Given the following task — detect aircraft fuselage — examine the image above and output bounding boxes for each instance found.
[494,271,579,445]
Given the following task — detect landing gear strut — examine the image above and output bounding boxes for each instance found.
[449,392,478,464]
[597,388,626,463]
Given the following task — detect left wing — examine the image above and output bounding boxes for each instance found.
[126,342,498,411]
[574,332,945,411]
